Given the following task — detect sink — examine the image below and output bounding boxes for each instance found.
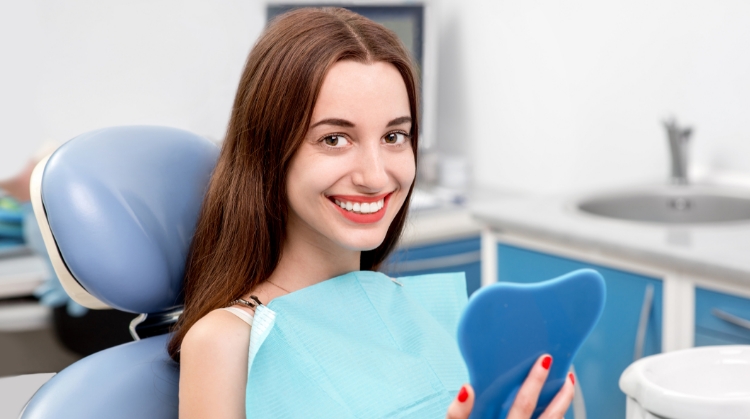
[577,186,750,224]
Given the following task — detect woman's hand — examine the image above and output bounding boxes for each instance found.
[446,354,575,419]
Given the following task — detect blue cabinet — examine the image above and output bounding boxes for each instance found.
[497,244,663,419]
[695,287,750,346]
[381,236,482,296]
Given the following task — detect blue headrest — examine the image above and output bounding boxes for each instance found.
[40,126,219,314]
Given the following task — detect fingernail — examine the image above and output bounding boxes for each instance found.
[458,385,468,403]
[569,373,575,385]
[541,355,552,370]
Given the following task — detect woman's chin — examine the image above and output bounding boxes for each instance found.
[336,232,388,253]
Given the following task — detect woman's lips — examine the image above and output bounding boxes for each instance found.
[328,192,392,224]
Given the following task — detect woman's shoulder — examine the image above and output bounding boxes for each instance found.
[179,306,255,417]
[182,306,254,357]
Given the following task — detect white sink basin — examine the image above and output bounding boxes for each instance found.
[577,186,750,224]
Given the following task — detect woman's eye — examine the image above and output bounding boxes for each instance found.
[322,135,348,147]
[384,132,408,145]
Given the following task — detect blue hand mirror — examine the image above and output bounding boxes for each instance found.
[457,269,606,419]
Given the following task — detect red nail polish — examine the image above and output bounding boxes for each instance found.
[541,356,552,370]
[569,373,575,385]
[458,385,468,403]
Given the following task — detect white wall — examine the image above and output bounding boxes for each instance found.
[3,1,750,196]
[0,0,264,178]
[436,0,750,195]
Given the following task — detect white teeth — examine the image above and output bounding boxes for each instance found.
[334,198,386,214]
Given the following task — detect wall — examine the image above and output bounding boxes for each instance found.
[0,0,264,179]
[3,1,750,195]
[436,0,750,195]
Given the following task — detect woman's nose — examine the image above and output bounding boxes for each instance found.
[351,141,388,191]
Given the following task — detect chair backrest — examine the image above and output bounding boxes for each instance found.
[21,126,219,419]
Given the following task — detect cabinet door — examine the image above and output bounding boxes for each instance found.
[381,236,482,296]
[695,287,750,346]
[497,244,662,419]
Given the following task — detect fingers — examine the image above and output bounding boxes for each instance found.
[538,372,576,419]
[445,384,475,419]
[506,354,553,419]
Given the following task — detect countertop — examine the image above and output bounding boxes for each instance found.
[0,250,47,299]
[471,192,750,284]
[0,373,54,418]
[401,205,482,247]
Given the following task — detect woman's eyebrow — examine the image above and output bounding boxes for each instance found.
[310,118,354,129]
[386,116,412,127]
[309,116,412,129]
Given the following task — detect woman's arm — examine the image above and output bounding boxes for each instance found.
[179,309,253,419]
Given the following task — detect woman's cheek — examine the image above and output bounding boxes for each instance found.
[395,151,416,189]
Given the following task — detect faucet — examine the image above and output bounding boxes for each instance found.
[662,118,692,185]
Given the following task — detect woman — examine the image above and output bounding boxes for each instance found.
[171,7,574,419]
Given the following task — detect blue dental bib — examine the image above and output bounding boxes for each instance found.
[244,271,469,418]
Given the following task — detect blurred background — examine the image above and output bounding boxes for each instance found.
[3,1,750,194]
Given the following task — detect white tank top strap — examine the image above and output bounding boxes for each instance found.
[219,306,254,326]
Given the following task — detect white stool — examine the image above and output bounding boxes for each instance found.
[620,345,750,419]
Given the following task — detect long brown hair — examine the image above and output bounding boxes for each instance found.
[167,7,420,361]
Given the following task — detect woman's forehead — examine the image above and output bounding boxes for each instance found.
[311,60,410,127]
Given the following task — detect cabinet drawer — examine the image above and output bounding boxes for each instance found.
[695,287,750,346]
[498,243,663,419]
[381,236,482,296]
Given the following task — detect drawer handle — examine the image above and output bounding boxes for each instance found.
[570,364,587,419]
[382,250,481,272]
[633,284,654,361]
[712,308,750,331]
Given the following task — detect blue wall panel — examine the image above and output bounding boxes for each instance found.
[382,236,482,296]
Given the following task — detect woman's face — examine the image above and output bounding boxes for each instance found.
[286,60,415,254]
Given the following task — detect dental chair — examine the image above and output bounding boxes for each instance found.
[21,126,219,419]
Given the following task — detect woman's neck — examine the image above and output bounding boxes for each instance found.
[263,220,361,299]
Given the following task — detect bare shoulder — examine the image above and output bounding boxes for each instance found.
[183,307,253,352]
[179,308,254,419]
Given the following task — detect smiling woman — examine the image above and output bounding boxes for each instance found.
[172,7,572,419]
[286,60,416,255]
[170,7,422,418]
